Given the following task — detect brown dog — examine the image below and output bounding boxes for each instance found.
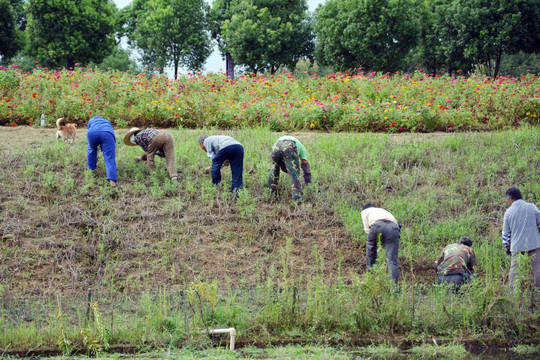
[56,118,77,144]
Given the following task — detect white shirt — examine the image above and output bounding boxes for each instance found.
[361,207,398,233]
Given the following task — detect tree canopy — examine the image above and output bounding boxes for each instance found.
[220,0,314,74]
[1,0,538,76]
[25,0,117,69]
[126,0,212,79]
[433,0,540,77]
[314,0,420,72]
[0,0,25,62]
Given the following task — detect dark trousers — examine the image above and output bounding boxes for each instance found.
[437,273,471,286]
[212,144,244,192]
[87,131,117,182]
[366,220,400,284]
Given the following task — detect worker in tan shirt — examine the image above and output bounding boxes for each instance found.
[361,203,400,284]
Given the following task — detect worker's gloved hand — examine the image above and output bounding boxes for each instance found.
[279,162,289,173]
[222,160,230,167]
[203,166,212,175]
[157,150,165,158]
[301,161,311,184]
[505,246,511,256]
[136,154,148,162]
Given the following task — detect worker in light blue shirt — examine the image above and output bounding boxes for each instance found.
[502,186,540,292]
[198,135,244,194]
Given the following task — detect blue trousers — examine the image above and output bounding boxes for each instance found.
[212,144,244,192]
[87,131,117,182]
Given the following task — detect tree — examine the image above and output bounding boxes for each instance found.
[209,0,237,77]
[220,0,314,74]
[406,0,447,74]
[128,0,212,79]
[0,0,24,62]
[209,0,234,55]
[25,0,117,69]
[434,0,540,77]
[96,46,142,73]
[314,0,421,72]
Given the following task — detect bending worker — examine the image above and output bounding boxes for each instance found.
[124,127,178,184]
[87,116,117,187]
[267,135,311,205]
[198,135,244,194]
[361,203,400,284]
[434,236,476,288]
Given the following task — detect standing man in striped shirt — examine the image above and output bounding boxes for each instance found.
[502,187,540,293]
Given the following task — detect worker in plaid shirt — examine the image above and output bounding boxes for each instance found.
[124,127,178,184]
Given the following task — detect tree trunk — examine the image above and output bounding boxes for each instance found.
[66,57,75,69]
[493,51,502,78]
[226,53,235,80]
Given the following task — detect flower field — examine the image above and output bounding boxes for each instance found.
[1,65,539,131]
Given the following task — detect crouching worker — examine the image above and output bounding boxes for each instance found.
[87,116,117,187]
[124,127,178,184]
[198,135,244,194]
[434,236,476,289]
[267,136,311,205]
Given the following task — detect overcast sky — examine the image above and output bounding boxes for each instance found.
[112,0,325,74]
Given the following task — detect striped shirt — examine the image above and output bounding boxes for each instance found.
[134,129,161,152]
[502,199,540,252]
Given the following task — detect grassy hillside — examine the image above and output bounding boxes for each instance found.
[0,126,539,353]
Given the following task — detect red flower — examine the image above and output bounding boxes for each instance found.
[32,93,39,98]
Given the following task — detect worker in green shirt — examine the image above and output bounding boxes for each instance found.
[267,136,312,205]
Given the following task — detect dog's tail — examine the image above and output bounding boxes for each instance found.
[56,118,66,129]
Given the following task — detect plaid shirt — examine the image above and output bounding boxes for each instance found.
[134,129,161,152]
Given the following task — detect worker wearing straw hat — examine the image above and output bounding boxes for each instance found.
[124,127,178,184]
